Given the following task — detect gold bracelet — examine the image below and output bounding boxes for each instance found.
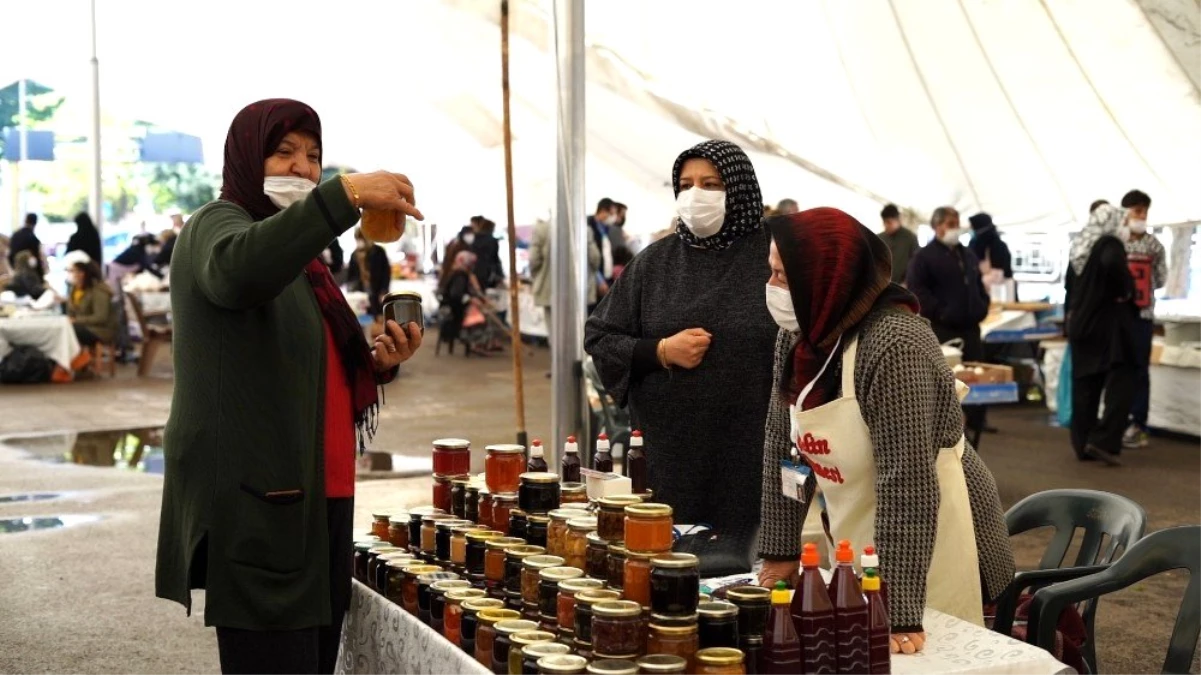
[657,339,670,369]
[340,174,361,209]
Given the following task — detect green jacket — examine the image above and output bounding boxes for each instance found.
[155,179,361,630]
[68,282,118,342]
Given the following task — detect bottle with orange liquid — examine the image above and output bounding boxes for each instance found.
[762,581,801,673]
[828,540,869,674]
[360,208,405,243]
[790,542,835,674]
[863,569,891,674]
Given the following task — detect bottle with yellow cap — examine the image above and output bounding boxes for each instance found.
[762,580,801,673]
[863,569,891,674]
[829,540,869,674]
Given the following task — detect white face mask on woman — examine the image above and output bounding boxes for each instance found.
[676,187,727,239]
[765,283,799,332]
[263,176,317,209]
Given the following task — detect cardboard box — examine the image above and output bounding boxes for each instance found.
[953,362,1014,385]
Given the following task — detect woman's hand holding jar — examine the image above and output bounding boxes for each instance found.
[372,319,423,371]
[340,171,425,220]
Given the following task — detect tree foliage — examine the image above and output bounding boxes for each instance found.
[0,80,65,160]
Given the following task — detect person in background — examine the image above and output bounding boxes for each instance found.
[470,218,504,290]
[878,203,918,285]
[439,250,501,356]
[66,260,117,349]
[112,233,164,281]
[1066,203,1140,466]
[441,225,476,283]
[528,217,553,344]
[1067,200,1112,311]
[8,213,45,277]
[589,198,617,293]
[775,198,799,215]
[1119,189,1167,449]
[0,232,11,285]
[4,251,46,299]
[968,212,1014,299]
[66,212,103,265]
[609,201,634,268]
[347,227,392,323]
[155,213,186,268]
[585,140,778,558]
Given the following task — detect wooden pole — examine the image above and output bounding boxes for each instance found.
[501,0,528,449]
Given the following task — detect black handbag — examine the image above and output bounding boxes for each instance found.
[0,345,54,384]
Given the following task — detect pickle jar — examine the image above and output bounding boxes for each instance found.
[622,551,655,608]
[636,654,688,674]
[565,517,598,570]
[433,473,461,514]
[431,579,473,634]
[560,481,588,505]
[538,566,584,624]
[493,619,540,675]
[586,532,610,580]
[524,642,571,674]
[465,484,482,524]
[696,602,740,649]
[462,598,507,658]
[492,493,518,536]
[486,444,527,494]
[587,660,640,675]
[417,571,461,625]
[433,437,472,476]
[573,589,622,651]
[400,564,441,614]
[724,586,771,640]
[546,509,579,557]
[598,496,643,542]
[421,513,455,560]
[504,545,547,602]
[538,654,589,675]
[451,477,472,519]
[387,519,409,549]
[510,630,557,675]
[591,600,644,659]
[694,647,746,675]
[408,507,445,555]
[557,578,604,635]
[377,553,417,594]
[606,542,628,591]
[527,514,551,549]
[649,553,701,618]
[519,472,562,514]
[444,588,486,647]
[623,503,674,554]
[371,513,392,540]
[522,555,566,608]
[479,488,495,530]
[647,619,699,671]
[476,608,522,668]
[436,519,473,565]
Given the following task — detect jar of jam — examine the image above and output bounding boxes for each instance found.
[422,513,455,559]
[466,484,482,524]
[444,588,486,646]
[433,438,472,475]
[484,536,525,588]
[417,572,461,625]
[486,444,527,494]
[546,509,578,557]
[538,567,584,623]
[467,530,505,577]
[384,557,418,603]
[510,630,557,675]
[436,519,473,565]
[371,513,392,540]
[538,654,589,675]
[557,578,604,633]
[647,620,699,671]
[724,586,770,640]
[476,608,522,668]
[591,600,644,659]
[462,598,507,657]
[607,542,628,591]
[451,477,472,519]
[433,473,461,513]
[519,472,561,514]
[623,503,674,554]
[527,514,551,549]
[598,496,642,542]
[400,564,441,614]
[524,642,571,674]
[573,589,622,649]
[736,636,761,674]
[696,602,740,649]
[522,555,566,607]
[408,508,445,554]
[431,579,473,634]
[451,525,487,572]
[622,552,655,608]
[493,619,540,674]
[636,654,688,674]
[353,539,381,581]
[560,481,588,505]
[561,517,596,570]
[377,553,417,594]
[694,647,745,675]
[586,532,610,580]
[367,546,404,590]
[504,545,546,598]
[649,553,700,618]
[511,510,532,542]
[387,519,409,549]
[587,660,640,675]
[479,488,495,530]
[492,493,518,535]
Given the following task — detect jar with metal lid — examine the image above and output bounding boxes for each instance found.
[451,477,472,519]
[538,654,589,675]
[647,619,699,671]
[573,588,622,648]
[408,507,445,554]
[451,525,487,572]
[591,600,644,659]
[623,503,674,554]
[563,517,597,570]
[387,519,409,549]
[417,572,461,625]
[504,545,546,598]
[598,496,643,541]
[560,481,588,505]
[524,642,571,674]
[521,555,566,607]
[462,598,507,658]
[433,473,460,513]
[384,557,418,603]
[519,472,561,514]
[400,564,441,614]
[538,566,584,623]
[484,536,525,590]
[607,543,628,590]
[432,437,471,476]
[467,530,504,578]
[493,619,540,675]
[736,636,761,675]
[492,493,518,535]
[436,519,473,565]
[586,532,610,580]
[698,593,712,603]
[587,659,640,675]
[465,484,482,524]
[444,588,486,647]
[622,551,655,608]
[378,553,417,595]
[724,586,770,640]
[432,579,474,635]
[353,539,381,582]
[557,578,604,632]
[696,602,740,649]
[694,647,745,675]
[421,513,454,558]
[486,444,527,494]
[636,654,688,674]
[476,608,522,668]
[527,514,551,549]
[479,488,495,530]
[380,289,424,333]
[546,509,579,557]
[367,546,404,591]
[371,513,392,540]
[649,553,700,618]
[509,630,556,675]
[509,510,529,542]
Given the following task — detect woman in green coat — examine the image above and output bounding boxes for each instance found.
[155,99,424,675]
[66,260,117,346]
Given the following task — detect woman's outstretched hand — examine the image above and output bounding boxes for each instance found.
[758,559,799,589]
[373,319,422,371]
[343,171,424,221]
[890,631,926,654]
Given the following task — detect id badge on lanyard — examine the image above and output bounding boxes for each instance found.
[782,335,841,503]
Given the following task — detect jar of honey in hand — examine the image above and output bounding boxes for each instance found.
[360,207,405,243]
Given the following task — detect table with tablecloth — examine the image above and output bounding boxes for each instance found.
[0,315,81,371]
[336,579,1070,675]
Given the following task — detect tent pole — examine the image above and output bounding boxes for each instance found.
[500,0,528,450]
[16,77,27,224]
[89,0,104,249]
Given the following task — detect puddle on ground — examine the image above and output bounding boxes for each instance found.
[0,514,102,534]
[0,492,62,504]
[4,428,165,475]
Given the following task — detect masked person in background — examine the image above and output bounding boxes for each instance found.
[1118,189,1167,449]
[585,140,778,570]
[155,99,424,675]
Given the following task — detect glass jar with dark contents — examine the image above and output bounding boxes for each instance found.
[586,532,610,580]
[587,659,640,675]
[461,598,506,658]
[527,514,551,549]
[598,496,643,542]
[557,578,604,633]
[422,513,455,561]
[400,564,441,614]
[408,507,445,555]
[475,608,522,668]
[591,600,644,659]
[353,539,381,582]
[524,642,571,674]
[565,517,597,570]
[367,546,403,591]
[436,519,473,565]
[431,579,473,635]
[452,525,488,574]
[384,557,417,604]
[417,572,461,625]
[492,493,518,536]
[724,586,771,641]
[466,530,503,579]
[432,438,471,476]
[504,545,546,600]
[649,553,700,618]
[433,473,459,513]
[378,553,417,594]
[560,481,588,505]
[696,602,740,649]
[465,484,481,524]
[736,636,761,675]
[519,472,561,515]
[486,444,527,494]
[444,588,486,647]
[538,654,589,675]
[479,488,494,530]
[492,619,540,675]
[695,647,746,675]
[607,542,628,591]
[509,510,529,542]
[574,589,622,651]
[636,654,688,674]
[484,536,525,596]
[647,618,699,671]
[451,477,471,519]
[509,630,556,675]
[522,555,566,608]
[538,566,584,624]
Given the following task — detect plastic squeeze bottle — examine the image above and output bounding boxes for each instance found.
[561,436,581,482]
[527,439,549,472]
[626,430,647,494]
[593,433,614,473]
[763,581,802,674]
[861,545,888,609]
[791,542,836,674]
[829,540,870,674]
[863,569,891,674]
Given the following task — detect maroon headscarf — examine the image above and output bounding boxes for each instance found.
[769,208,919,410]
[220,99,380,447]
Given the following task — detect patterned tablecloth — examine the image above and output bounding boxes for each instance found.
[337,580,1070,675]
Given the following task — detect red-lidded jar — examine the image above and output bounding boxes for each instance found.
[486,444,527,494]
[433,438,472,476]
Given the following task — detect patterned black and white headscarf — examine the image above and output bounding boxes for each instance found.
[671,139,764,251]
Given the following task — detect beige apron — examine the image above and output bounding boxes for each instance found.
[790,337,984,625]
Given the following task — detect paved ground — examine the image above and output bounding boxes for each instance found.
[0,338,1196,673]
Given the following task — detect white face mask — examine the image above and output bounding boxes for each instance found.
[676,187,727,239]
[765,284,799,332]
[939,228,962,246]
[463,233,476,245]
[263,176,317,209]
[602,214,618,226]
[1128,219,1147,235]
